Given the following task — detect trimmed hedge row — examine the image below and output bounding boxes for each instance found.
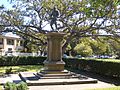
[0,56,120,77]
[64,58,120,77]
[0,56,46,66]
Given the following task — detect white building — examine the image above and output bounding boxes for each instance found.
[0,32,24,55]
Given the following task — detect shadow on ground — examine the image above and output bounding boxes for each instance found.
[68,68,120,86]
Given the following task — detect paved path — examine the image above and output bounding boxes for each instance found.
[0,71,119,90]
[0,74,21,85]
[28,81,115,90]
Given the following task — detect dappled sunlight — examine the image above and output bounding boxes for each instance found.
[0,65,43,75]
[0,85,2,90]
[88,86,120,90]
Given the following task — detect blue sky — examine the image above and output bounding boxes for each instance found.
[0,0,119,32]
[0,0,13,9]
[0,0,8,5]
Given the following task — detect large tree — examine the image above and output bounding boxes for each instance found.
[0,0,119,52]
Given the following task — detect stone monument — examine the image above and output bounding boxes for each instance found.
[43,32,66,73]
[40,7,69,76]
[23,7,69,78]
[50,7,59,31]
[19,6,97,85]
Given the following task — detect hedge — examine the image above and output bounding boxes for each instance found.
[0,56,120,77]
[64,58,120,77]
[0,56,46,66]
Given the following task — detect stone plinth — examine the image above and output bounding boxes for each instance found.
[19,32,98,85]
[42,32,65,73]
[19,72,98,86]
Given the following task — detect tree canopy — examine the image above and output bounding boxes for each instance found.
[0,0,120,53]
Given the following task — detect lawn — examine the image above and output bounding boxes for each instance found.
[85,58,120,62]
[95,59,120,62]
[0,86,2,90]
[0,65,43,75]
[89,86,120,90]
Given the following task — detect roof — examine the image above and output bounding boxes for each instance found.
[1,32,22,39]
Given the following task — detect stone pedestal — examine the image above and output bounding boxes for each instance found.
[19,32,98,85]
[42,32,66,74]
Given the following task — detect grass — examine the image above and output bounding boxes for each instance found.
[88,86,120,90]
[84,58,120,63]
[0,86,2,90]
[95,59,120,62]
[0,65,43,75]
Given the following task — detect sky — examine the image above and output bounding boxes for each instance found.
[0,0,13,9]
[0,0,52,31]
[0,0,120,32]
[0,0,119,12]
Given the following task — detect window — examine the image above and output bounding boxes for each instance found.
[7,39,14,45]
[8,48,12,53]
[20,41,23,46]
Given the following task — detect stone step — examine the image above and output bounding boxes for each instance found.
[26,78,98,86]
[36,76,84,79]
[36,72,72,77]
[40,70,69,74]
[35,73,87,79]
[19,72,40,82]
[38,76,71,79]
[19,72,98,86]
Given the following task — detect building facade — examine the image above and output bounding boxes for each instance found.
[0,32,24,55]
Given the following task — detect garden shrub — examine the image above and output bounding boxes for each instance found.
[5,68,12,74]
[17,82,28,90]
[0,56,46,66]
[63,58,120,77]
[4,82,28,90]
[4,82,17,90]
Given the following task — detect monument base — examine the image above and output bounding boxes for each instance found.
[40,69,68,74]
[19,72,98,86]
[43,60,65,71]
[37,70,72,79]
[40,59,71,78]
[19,32,98,86]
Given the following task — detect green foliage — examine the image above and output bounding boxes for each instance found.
[4,82,17,90]
[4,82,28,90]
[0,56,46,66]
[89,39,108,55]
[1,56,120,78]
[0,0,119,54]
[64,58,120,78]
[17,82,28,90]
[72,37,115,57]
[0,65,43,75]
[108,38,120,58]
[74,43,93,57]
[5,68,12,74]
